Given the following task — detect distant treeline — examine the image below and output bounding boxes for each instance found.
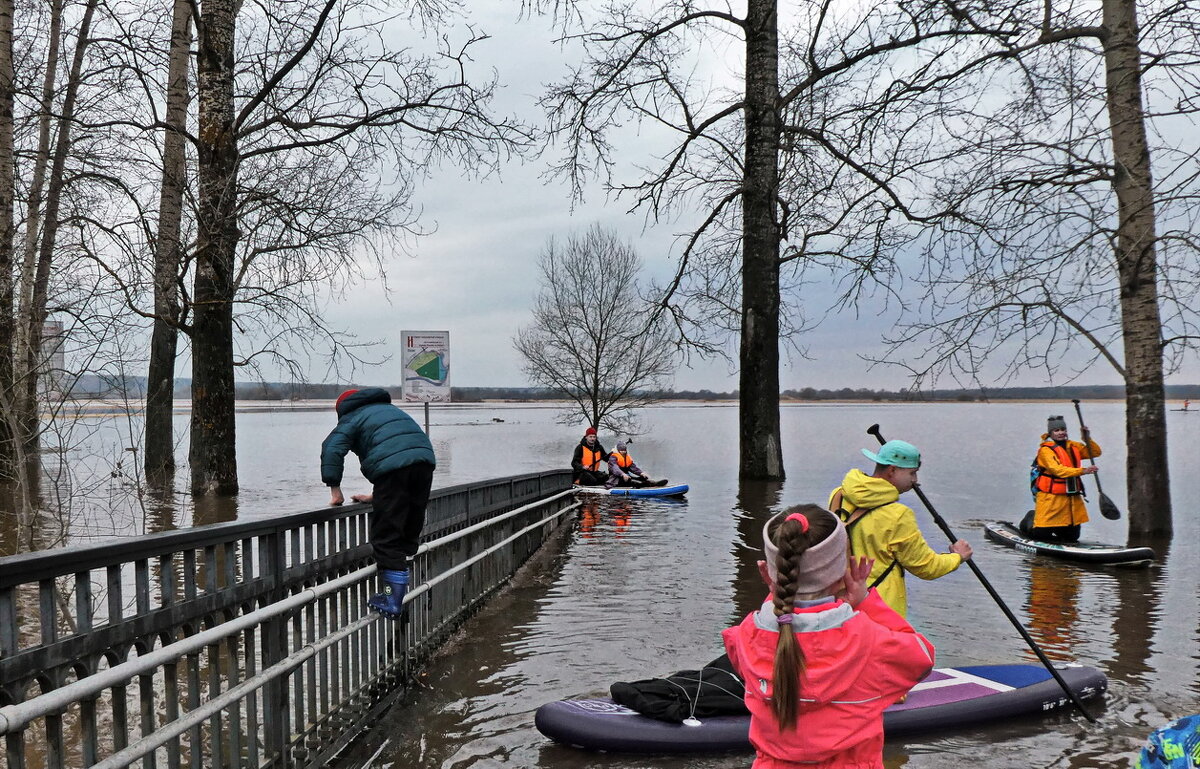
[447,384,1200,402]
[64,377,1200,403]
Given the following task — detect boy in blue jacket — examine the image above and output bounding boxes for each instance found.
[321,388,436,618]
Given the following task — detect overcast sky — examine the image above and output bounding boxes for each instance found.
[297,3,1191,394]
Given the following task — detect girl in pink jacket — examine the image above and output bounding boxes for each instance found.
[722,504,935,769]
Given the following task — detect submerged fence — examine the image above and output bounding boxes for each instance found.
[0,470,576,769]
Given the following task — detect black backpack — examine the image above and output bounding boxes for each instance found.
[609,653,749,723]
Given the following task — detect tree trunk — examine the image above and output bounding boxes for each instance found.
[18,0,62,333]
[739,0,784,480]
[191,0,240,496]
[18,0,97,469]
[0,0,15,479]
[145,0,191,483]
[1102,0,1170,536]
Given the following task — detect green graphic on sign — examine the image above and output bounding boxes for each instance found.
[410,351,446,382]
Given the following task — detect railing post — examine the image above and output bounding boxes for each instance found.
[259,529,290,763]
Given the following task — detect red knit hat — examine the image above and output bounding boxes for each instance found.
[584,426,597,436]
[335,389,358,411]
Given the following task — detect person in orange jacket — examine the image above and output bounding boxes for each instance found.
[605,440,666,488]
[1020,415,1100,543]
[571,427,610,486]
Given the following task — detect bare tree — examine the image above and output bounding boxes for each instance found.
[144,0,191,483]
[866,0,1199,535]
[537,0,1019,479]
[190,0,239,495]
[514,225,676,433]
[0,0,14,481]
[185,0,532,495]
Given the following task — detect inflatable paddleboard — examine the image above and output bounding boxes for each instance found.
[573,483,689,498]
[984,521,1155,566]
[535,663,1106,753]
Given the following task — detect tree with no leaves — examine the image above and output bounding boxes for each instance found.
[514,225,676,433]
[535,0,1025,480]
[864,0,1198,536]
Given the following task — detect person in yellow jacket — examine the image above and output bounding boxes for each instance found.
[1019,415,1100,543]
[828,439,972,618]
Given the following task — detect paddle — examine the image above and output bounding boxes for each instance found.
[866,424,1098,723]
[1070,399,1122,520]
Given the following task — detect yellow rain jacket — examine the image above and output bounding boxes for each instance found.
[829,469,964,617]
[1033,434,1101,528]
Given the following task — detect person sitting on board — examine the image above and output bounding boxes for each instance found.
[605,440,666,488]
[827,440,972,618]
[571,427,610,486]
[723,505,935,769]
[1136,714,1200,769]
[321,388,436,619]
[1019,415,1100,544]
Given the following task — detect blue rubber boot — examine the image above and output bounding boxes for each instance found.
[368,569,409,618]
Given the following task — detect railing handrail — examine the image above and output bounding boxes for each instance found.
[0,469,577,769]
[81,497,584,769]
[0,469,568,588]
[0,488,581,736]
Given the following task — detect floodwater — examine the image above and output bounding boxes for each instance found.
[9,400,1200,767]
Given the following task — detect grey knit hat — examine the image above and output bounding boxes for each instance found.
[1047,415,1068,432]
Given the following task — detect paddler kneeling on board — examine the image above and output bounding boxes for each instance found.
[605,441,666,488]
[1019,415,1100,544]
[571,427,610,486]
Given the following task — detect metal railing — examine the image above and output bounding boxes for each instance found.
[0,470,576,769]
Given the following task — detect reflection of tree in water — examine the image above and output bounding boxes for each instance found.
[731,480,784,620]
[1024,560,1082,662]
[1109,539,1170,692]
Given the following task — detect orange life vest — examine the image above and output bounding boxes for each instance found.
[581,445,605,471]
[611,451,633,469]
[1034,440,1084,495]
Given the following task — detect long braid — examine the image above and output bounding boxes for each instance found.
[768,504,837,729]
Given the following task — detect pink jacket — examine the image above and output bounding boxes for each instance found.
[722,590,935,769]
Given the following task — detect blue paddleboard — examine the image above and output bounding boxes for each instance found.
[573,483,689,498]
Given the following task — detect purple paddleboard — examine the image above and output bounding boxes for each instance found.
[534,663,1107,753]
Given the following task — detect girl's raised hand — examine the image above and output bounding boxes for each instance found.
[843,555,876,608]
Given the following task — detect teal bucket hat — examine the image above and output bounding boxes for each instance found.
[862,439,921,469]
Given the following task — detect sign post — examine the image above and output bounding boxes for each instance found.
[401,331,450,433]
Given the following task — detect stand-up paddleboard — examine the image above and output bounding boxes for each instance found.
[535,663,1107,753]
[984,521,1155,566]
[574,483,689,498]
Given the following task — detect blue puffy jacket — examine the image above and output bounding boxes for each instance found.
[320,388,436,486]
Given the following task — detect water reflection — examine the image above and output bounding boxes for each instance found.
[1024,559,1082,662]
[731,480,784,617]
[1108,559,1164,691]
[576,498,649,541]
[143,477,179,533]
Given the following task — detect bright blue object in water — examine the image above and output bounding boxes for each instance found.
[1138,715,1200,769]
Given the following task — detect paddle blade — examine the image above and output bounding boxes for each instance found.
[1099,493,1121,520]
